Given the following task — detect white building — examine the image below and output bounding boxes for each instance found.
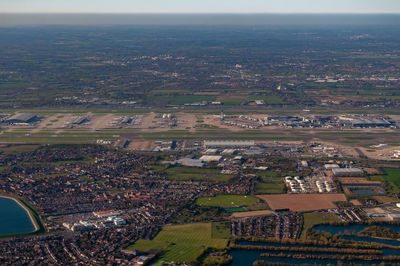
[199,155,223,162]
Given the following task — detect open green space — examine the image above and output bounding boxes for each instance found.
[248,95,284,104]
[382,169,400,188]
[301,212,341,240]
[164,166,235,183]
[0,133,118,144]
[216,95,246,105]
[148,95,216,105]
[128,223,229,264]
[371,168,400,194]
[0,144,40,154]
[196,195,260,208]
[224,207,247,213]
[0,81,30,89]
[254,182,285,194]
[211,222,232,239]
[253,171,288,194]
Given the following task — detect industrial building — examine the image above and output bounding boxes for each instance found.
[162,158,205,167]
[71,116,90,125]
[204,140,255,148]
[332,168,364,176]
[4,113,38,124]
[222,149,237,155]
[324,164,340,170]
[199,155,223,163]
[339,116,393,128]
[177,158,205,167]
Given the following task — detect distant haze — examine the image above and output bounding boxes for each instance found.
[1,0,400,14]
[1,14,400,26]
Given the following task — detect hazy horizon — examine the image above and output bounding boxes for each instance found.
[1,0,399,14]
[1,13,400,26]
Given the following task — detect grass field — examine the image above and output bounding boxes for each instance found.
[254,182,285,194]
[382,169,400,187]
[148,95,216,105]
[371,168,400,194]
[301,212,340,239]
[248,95,284,104]
[211,222,232,239]
[196,195,260,208]
[128,223,228,264]
[0,81,30,89]
[0,144,40,154]
[164,166,235,183]
[216,95,246,105]
[224,207,247,213]
[254,172,286,194]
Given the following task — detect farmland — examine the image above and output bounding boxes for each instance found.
[257,194,347,212]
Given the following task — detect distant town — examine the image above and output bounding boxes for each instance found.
[1,22,400,266]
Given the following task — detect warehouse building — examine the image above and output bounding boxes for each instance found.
[71,116,90,125]
[199,155,223,163]
[4,113,39,124]
[332,168,364,176]
[351,118,392,128]
[339,116,393,128]
[177,158,205,167]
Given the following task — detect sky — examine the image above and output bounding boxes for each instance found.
[1,0,400,14]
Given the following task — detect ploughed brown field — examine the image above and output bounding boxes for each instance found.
[257,193,347,212]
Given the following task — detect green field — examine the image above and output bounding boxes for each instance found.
[300,212,340,240]
[0,81,30,89]
[382,169,400,187]
[254,172,286,194]
[128,223,229,264]
[248,95,284,104]
[148,95,216,105]
[196,195,260,208]
[254,182,285,194]
[216,95,246,105]
[371,169,400,194]
[211,222,232,239]
[164,166,235,183]
[0,144,40,154]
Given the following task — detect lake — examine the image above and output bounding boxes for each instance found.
[0,197,35,236]
[314,224,400,235]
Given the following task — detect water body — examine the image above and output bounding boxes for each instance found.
[0,197,35,236]
[1,14,400,26]
[314,224,400,235]
[229,248,389,266]
[314,224,400,250]
[350,189,383,196]
[232,233,400,265]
